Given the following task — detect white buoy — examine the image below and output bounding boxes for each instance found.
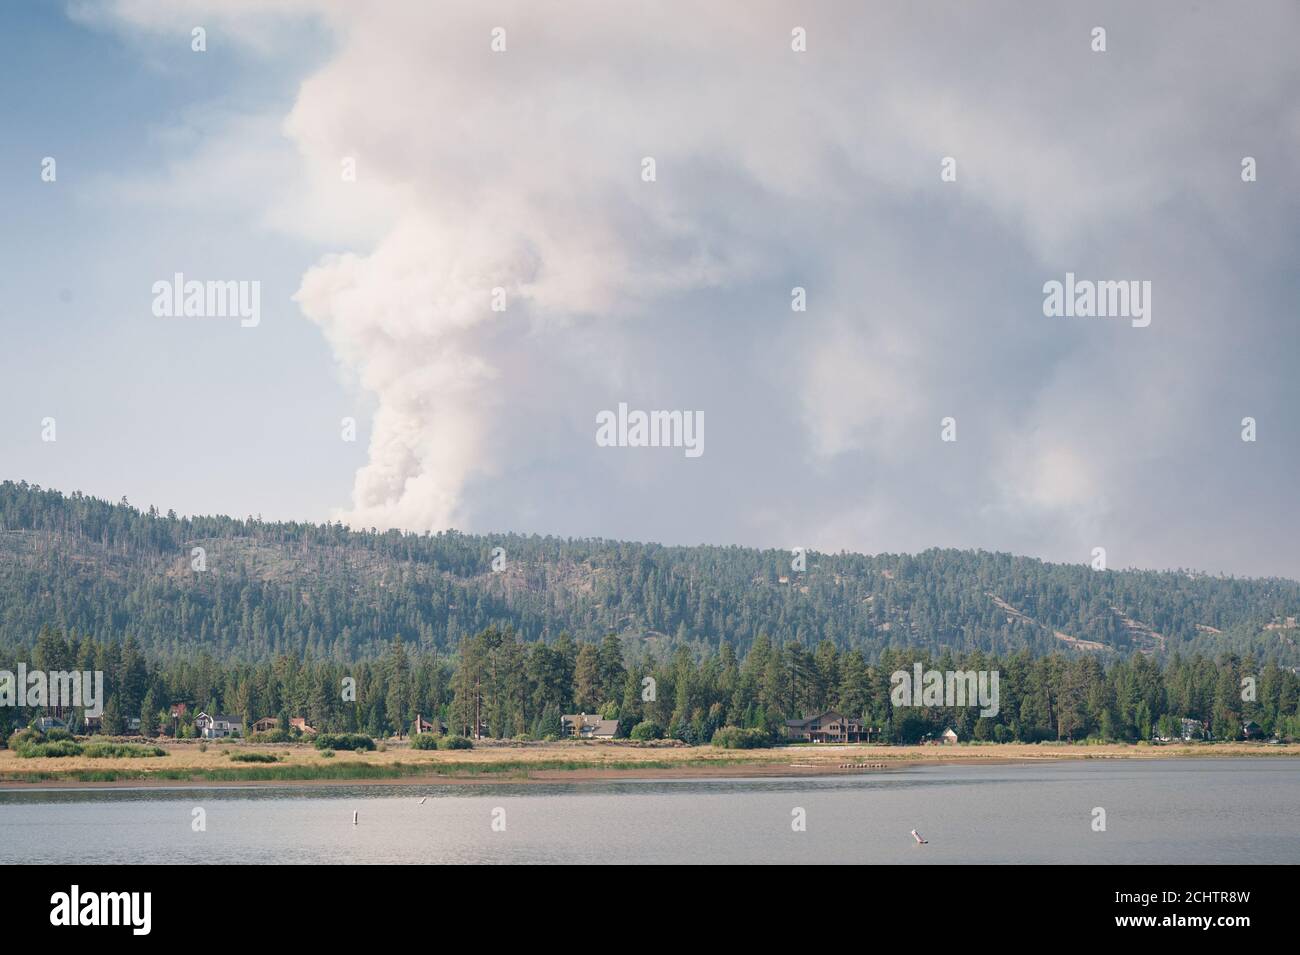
[419,797,428,805]
[911,828,927,845]
[353,810,358,826]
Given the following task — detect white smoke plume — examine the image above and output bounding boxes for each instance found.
[283,3,790,530]
[89,1,1300,578]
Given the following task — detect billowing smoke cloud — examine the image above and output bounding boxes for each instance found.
[282,3,793,529]
[94,0,1300,575]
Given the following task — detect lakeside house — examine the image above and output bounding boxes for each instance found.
[784,711,874,743]
[560,713,619,739]
[1154,717,1208,742]
[34,716,67,733]
[1241,719,1263,740]
[289,717,317,736]
[411,714,444,735]
[251,717,278,734]
[194,712,241,739]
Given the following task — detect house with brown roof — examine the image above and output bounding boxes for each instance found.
[561,713,619,739]
[252,717,278,734]
[289,717,317,736]
[785,711,874,743]
[411,714,444,736]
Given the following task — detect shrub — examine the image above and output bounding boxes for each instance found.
[197,742,208,752]
[15,739,83,758]
[45,728,74,742]
[249,730,291,744]
[437,735,473,750]
[82,743,166,758]
[314,733,376,751]
[629,721,664,741]
[711,726,772,749]
[229,752,279,763]
[8,728,43,750]
[410,733,440,750]
[319,749,335,758]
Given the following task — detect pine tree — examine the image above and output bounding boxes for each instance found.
[102,694,123,736]
[139,689,157,737]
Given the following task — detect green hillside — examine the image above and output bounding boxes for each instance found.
[1,480,1297,664]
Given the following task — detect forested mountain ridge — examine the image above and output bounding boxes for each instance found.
[2,480,1297,664]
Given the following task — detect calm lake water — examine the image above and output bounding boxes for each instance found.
[1,759,1296,864]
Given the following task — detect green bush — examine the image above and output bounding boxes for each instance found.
[436,735,473,750]
[629,721,664,741]
[8,728,43,750]
[314,733,376,751]
[45,728,74,742]
[15,739,83,758]
[711,726,772,749]
[229,752,279,763]
[318,749,335,758]
[249,730,291,743]
[410,733,440,750]
[82,743,166,758]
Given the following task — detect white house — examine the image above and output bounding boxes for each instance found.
[194,712,241,739]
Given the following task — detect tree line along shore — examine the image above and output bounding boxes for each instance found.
[5,623,1299,756]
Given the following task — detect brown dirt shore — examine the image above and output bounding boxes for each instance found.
[2,739,1296,791]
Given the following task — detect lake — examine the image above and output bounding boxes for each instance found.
[1,759,1297,864]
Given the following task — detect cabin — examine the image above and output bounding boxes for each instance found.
[411,714,444,736]
[251,717,279,734]
[34,716,68,733]
[560,713,619,739]
[289,717,317,736]
[1241,719,1263,740]
[940,727,959,745]
[194,712,241,739]
[785,711,873,743]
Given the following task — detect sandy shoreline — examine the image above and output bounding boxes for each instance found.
[2,740,1296,792]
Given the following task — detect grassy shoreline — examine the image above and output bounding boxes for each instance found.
[1,739,1297,788]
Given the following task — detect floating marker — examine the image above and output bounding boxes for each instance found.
[353,810,358,826]
[419,797,428,805]
[911,828,927,845]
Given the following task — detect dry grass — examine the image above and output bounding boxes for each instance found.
[1,738,1297,783]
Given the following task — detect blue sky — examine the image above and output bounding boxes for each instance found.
[1,1,1298,579]
[0,1,359,522]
